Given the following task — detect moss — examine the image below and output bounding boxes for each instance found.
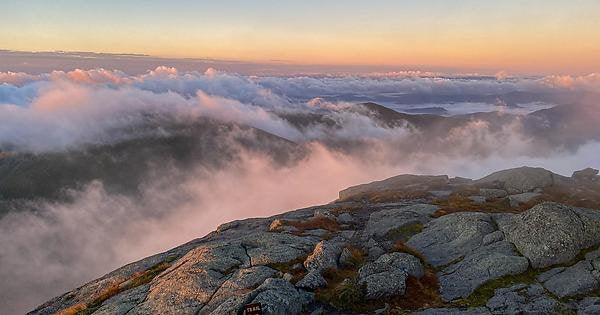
[454,268,542,308]
[385,223,423,241]
[452,243,600,309]
[123,260,173,290]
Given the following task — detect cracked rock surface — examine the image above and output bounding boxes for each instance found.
[498,202,600,268]
[485,283,567,314]
[358,252,424,299]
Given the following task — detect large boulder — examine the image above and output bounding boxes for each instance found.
[303,238,345,272]
[249,278,313,315]
[358,252,424,299]
[296,270,327,290]
[406,212,496,267]
[437,241,529,301]
[475,166,563,194]
[363,204,438,239]
[573,168,600,182]
[497,202,600,268]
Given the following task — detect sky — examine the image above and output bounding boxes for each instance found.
[2,0,600,74]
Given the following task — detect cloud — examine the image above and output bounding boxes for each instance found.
[0,71,303,152]
[2,66,596,152]
[543,73,600,90]
[0,71,45,86]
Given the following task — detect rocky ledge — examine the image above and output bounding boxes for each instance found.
[31,166,600,315]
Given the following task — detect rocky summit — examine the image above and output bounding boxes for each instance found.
[30,166,600,315]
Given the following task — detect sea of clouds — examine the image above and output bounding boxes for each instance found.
[1,67,600,313]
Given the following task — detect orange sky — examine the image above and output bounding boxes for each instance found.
[2,1,600,74]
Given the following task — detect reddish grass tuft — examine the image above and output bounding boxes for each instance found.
[388,269,444,312]
[393,240,427,263]
[56,303,87,315]
[287,216,341,233]
[433,193,514,217]
[340,245,366,268]
[342,189,432,203]
[55,257,177,315]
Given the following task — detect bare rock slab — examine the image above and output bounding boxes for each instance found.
[475,166,562,194]
[249,278,313,315]
[486,283,568,314]
[363,204,438,239]
[541,260,600,298]
[358,252,424,299]
[498,202,600,268]
[406,212,496,268]
[437,241,529,301]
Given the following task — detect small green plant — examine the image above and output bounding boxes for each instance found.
[385,223,423,241]
[454,268,541,307]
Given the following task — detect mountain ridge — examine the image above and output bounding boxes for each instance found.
[30,166,600,315]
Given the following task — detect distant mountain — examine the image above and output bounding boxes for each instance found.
[0,117,303,215]
[524,99,600,147]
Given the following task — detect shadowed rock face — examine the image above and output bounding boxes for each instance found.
[27,166,600,314]
[339,174,450,201]
[573,168,600,182]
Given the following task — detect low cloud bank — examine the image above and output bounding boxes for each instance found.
[1,67,599,152]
